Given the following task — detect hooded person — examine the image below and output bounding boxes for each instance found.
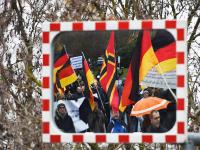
[55,100,75,133]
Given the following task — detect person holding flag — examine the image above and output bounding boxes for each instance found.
[81,53,108,131]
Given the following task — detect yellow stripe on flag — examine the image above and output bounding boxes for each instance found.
[53,66,62,83]
[106,52,115,58]
[119,99,127,112]
[155,58,176,74]
[100,73,107,81]
[109,84,116,106]
[139,46,159,83]
[86,70,97,86]
[59,73,78,88]
[108,60,115,66]
[106,69,115,92]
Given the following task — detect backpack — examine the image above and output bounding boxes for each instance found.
[111,120,126,133]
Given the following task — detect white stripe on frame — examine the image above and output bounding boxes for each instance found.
[177,64,186,75]
[106,21,118,30]
[43,134,50,142]
[129,20,142,30]
[60,22,73,31]
[176,41,186,52]
[83,21,95,31]
[42,44,51,54]
[153,20,165,29]
[42,22,50,32]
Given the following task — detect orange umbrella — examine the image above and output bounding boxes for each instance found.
[130,97,170,117]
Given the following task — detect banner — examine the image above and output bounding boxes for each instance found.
[54,97,89,133]
[141,67,176,89]
[70,56,83,69]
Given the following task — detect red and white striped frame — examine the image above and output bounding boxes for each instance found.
[42,20,187,143]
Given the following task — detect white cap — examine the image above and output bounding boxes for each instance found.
[57,100,66,108]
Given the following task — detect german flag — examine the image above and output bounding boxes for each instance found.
[119,63,134,112]
[82,57,97,111]
[54,50,69,83]
[120,30,176,112]
[53,50,68,94]
[120,31,160,112]
[139,30,159,83]
[119,32,143,112]
[99,31,119,112]
[54,49,78,92]
[152,30,176,74]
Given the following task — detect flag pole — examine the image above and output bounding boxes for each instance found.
[63,45,68,55]
[156,64,177,100]
[95,86,108,118]
[82,51,107,118]
[64,45,84,97]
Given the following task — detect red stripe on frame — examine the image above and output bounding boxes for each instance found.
[43,122,49,133]
[42,99,49,111]
[142,135,152,143]
[73,23,83,31]
[177,29,184,41]
[95,22,106,30]
[119,135,129,143]
[73,135,83,143]
[177,52,184,64]
[43,77,49,88]
[43,32,49,43]
[50,23,60,31]
[43,54,49,66]
[178,122,185,134]
[177,98,184,110]
[177,75,184,87]
[50,135,61,143]
[165,20,176,28]
[166,135,176,143]
[96,135,106,143]
[142,21,152,29]
[118,21,129,30]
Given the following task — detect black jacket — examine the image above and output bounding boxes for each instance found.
[55,110,75,133]
[88,109,105,133]
[146,125,167,133]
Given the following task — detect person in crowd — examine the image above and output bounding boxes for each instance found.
[145,110,167,133]
[141,115,151,132]
[130,88,151,132]
[142,88,151,98]
[88,102,106,133]
[91,82,110,127]
[66,81,85,100]
[55,100,75,133]
[77,82,92,125]
[107,110,127,133]
[159,89,176,130]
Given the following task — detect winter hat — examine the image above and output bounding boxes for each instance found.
[57,100,66,109]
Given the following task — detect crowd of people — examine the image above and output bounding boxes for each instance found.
[54,72,176,133]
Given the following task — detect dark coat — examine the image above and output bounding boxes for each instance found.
[146,125,167,133]
[88,109,106,133]
[160,89,176,130]
[79,97,92,124]
[55,110,75,133]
